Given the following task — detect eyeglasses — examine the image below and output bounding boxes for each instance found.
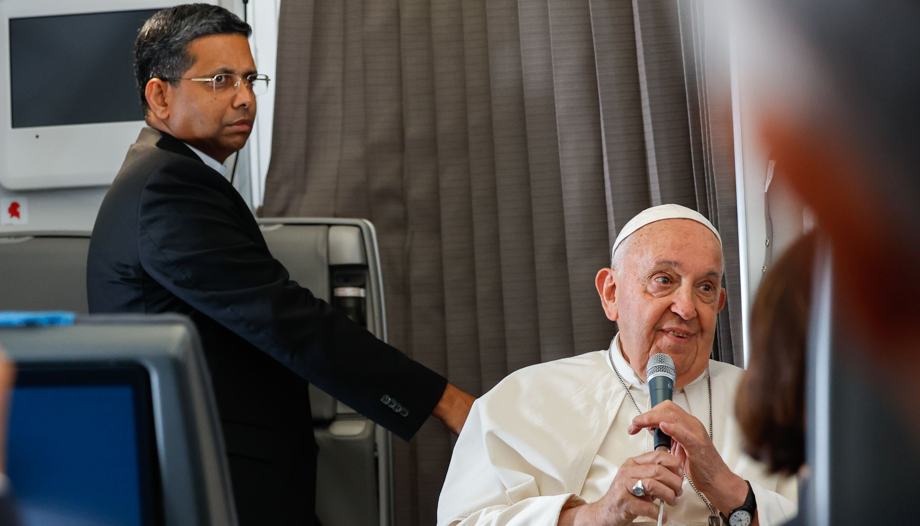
[162,73,271,96]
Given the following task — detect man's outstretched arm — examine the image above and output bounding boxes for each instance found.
[136,162,473,439]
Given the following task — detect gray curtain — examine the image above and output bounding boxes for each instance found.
[263,0,740,523]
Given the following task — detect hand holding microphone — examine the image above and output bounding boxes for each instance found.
[579,354,688,526]
[629,354,746,522]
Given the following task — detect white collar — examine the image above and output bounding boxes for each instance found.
[184,142,228,176]
[605,332,709,392]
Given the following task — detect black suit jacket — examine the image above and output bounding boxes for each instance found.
[87,128,447,525]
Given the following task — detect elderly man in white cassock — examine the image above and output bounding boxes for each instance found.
[437,205,797,526]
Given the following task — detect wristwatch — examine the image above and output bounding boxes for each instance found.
[721,480,756,526]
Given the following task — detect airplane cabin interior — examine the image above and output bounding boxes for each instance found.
[0,0,916,525]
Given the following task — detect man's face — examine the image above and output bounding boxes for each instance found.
[598,219,726,387]
[160,34,257,162]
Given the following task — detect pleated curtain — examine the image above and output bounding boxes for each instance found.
[262,0,741,524]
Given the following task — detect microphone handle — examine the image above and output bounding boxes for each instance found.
[648,376,674,451]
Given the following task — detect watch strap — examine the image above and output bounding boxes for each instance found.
[720,480,756,524]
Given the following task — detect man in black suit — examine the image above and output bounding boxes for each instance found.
[87,5,473,525]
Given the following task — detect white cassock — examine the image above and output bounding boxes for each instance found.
[437,334,797,526]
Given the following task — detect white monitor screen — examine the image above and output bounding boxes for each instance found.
[9,9,159,128]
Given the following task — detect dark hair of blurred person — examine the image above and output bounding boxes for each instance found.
[736,232,816,476]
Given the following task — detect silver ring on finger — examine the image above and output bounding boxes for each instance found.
[631,479,646,498]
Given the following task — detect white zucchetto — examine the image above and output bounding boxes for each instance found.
[612,204,721,261]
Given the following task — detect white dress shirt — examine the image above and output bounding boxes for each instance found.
[183,142,228,177]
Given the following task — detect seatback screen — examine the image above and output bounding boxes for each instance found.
[9,9,160,128]
[8,364,160,526]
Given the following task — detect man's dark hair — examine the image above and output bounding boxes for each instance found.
[134,4,251,113]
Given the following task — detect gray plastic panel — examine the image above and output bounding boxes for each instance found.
[0,234,91,313]
[0,315,237,526]
[315,419,378,526]
[329,225,366,266]
[259,224,330,302]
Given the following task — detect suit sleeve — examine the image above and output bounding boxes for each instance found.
[136,162,447,440]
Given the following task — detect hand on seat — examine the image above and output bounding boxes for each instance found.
[432,383,476,434]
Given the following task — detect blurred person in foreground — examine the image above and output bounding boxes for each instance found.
[438,204,796,526]
[737,232,815,480]
[743,1,920,412]
[736,232,815,526]
[738,1,920,522]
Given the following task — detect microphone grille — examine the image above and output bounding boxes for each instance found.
[646,353,676,381]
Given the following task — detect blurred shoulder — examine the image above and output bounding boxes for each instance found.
[709,359,745,391]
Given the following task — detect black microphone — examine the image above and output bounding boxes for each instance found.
[646,353,676,451]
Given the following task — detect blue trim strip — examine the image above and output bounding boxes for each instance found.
[0,312,76,327]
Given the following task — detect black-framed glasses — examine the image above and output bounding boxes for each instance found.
[162,73,271,95]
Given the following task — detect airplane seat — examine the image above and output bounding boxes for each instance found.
[258,219,389,526]
[0,220,393,526]
[0,232,91,313]
[0,314,237,526]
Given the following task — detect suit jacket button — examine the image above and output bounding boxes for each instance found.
[381,395,391,404]
[400,408,409,417]
[393,403,402,412]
